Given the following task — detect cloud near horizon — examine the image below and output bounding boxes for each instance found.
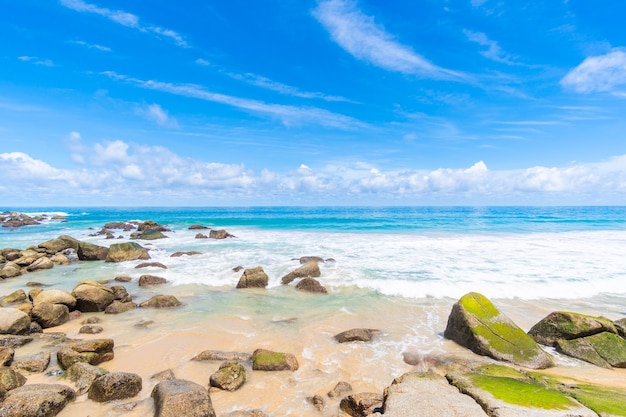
[2,139,626,205]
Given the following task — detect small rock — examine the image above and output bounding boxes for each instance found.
[138,275,167,287]
[135,262,167,269]
[88,372,142,402]
[140,295,181,309]
[56,338,114,370]
[281,260,321,285]
[79,325,103,334]
[151,369,176,381]
[251,348,299,371]
[328,381,353,398]
[307,394,325,411]
[236,267,268,289]
[209,229,235,239]
[334,328,377,343]
[171,251,202,257]
[192,350,251,362]
[114,275,132,282]
[11,350,50,373]
[195,233,208,239]
[64,362,108,395]
[296,277,328,293]
[209,362,246,391]
[340,392,383,417]
[105,300,137,314]
[81,317,101,325]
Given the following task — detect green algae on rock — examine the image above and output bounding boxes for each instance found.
[251,348,299,371]
[528,311,618,346]
[556,332,626,368]
[444,292,554,369]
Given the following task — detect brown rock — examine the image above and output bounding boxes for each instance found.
[138,274,167,287]
[115,275,132,282]
[56,339,114,370]
[0,383,75,417]
[31,303,69,328]
[140,295,181,308]
[1,290,28,307]
[76,241,109,261]
[135,261,167,269]
[33,289,76,309]
[281,260,320,285]
[296,277,328,293]
[72,281,115,312]
[64,362,108,395]
[307,394,326,411]
[251,348,299,371]
[340,392,384,417]
[49,254,70,265]
[152,379,216,417]
[236,267,268,289]
[151,369,176,381]
[79,325,103,334]
[105,242,150,263]
[191,350,251,362]
[0,346,15,366]
[209,229,235,239]
[11,351,50,373]
[334,328,376,343]
[328,381,353,398]
[0,261,22,279]
[104,300,136,314]
[88,372,142,402]
[188,224,209,230]
[170,251,202,257]
[0,366,26,396]
[209,362,246,391]
[26,257,54,272]
[195,233,208,239]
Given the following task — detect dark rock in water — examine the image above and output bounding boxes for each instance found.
[556,332,626,368]
[281,260,320,285]
[138,275,168,287]
[76,241,109,261]
[114,275,132,282]
[31,303,69,329]
[444,292,554,369]
[0,346,15,366]
[64,362,108,395]
[81,317,101,325]
[140,295,181,309]
[0,366,26,394]
[0,383,76,417]
[340,392,383,417]
[105,242,150,263]
[192,350,251,362]
[103,222,136,231]
[56,339,114,370]
[189,224,209,230]
[110,285,131,302]
[334,328,376,343]
[26,281,50,287]
[170,251,202,257]
[209,362,246,391]
[528,311,618,346]
[328,381,353,398]
[105,300,136,314]
[135,261,167,269]
[298,256,324,264]
[307,394,325,411]
[88,372,142,402]
[152,379,216,417]
[136,229,167,240]
[79,325,103,334]
[209,229,235,239]
[251,348,299,371]
[296,277,328,293]
[0,308,31,335]
[232,266,243,272]
[195,233,208,239]
[11,350,50,373]
[72,281,115,312]
[137,220,170,232]
[236,267,268,289]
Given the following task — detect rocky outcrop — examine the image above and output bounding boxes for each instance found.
[139,295,182,308]
[138,274,168,287]
[64,362,108,395]
[0,384,76,417]
[151,379,216,417]
[1,212,40,228]
[209,229,234,239]
[334,328,377,343]
[31,303,69,328]
[0,308,31,335]
[251,348,299,371]
[236,267,268,289]
[281,260,320,285]
[340,392,384,417]
[72,281,115,312]
[105,242,150,263]
[88,372,142,402]
[209,362,246,391]
[444,292,554,369]
[56,339,114,370]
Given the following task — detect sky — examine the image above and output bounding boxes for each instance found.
[2,0,626,206]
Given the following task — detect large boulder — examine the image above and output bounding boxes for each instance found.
[76,241,109,261]
[88,372,142,402]
[0,384,75,417]
[140,295,182,309]
[56,339,114,370]
[72,281,115,312]
[0,346,15,366]
[236,267,268,289]
[151,379,216,417]
[26,257,54,272]
[555,332,626,368]
[528,311,618,346]
[1,290,28,307]
[64,362,108,395]
[0,261,22,279]
[33,289,76,309]
[11,351,50,373]
[209,362,246,391]
[251,348,299,371]
[444,292,554,369]
[31,303,69,328]
[0,367,26,398]
[37,235,79,254]
[105,242,150,263]
[281,260,321,285]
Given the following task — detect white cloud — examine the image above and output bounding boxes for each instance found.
[60,0,188,48]
[18,56,54,67]
[70,40,111,52]
[463,29,521,66]
[140,103,179,128]
[93,140,130,165]
[312,0,464,80]
[195,58,210,66]
[561,48,626,94]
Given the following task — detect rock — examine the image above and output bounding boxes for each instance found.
[105,242,150,263]
[105,300,137,314]
[26,281,49,287]
[281,260,321,285]
[236,267,268,289]
[1,249,22,262]
[115,275,133,282]
[49,254,70,265]
[151,369,176,381]
[195,233,208,239]
[37,235,79,254]
[0,383,76,417]
[79,325,103,334]
[33,289,76,309]
[81,317,101,324]
[170,251,202,257]
[222,410,268,417]
[103,222,135,231]
[556,332,626,368]
[209,229,234,239]
[135,261,167,269]
[135,320,154,328]
[140,295,182,308]
[28,288,43,302]
[528,311,618,346]
[298,256,325,264]
[76,241,109,261]
[232,266,243,272]
[88,372,142,402]
[0,366,26,397]
[13,303,33,316]
[0,261,22,279]
[334,328,376,343]
[0,335,33,348]
[1,290,28,306]
[26,256,54,272]
[189,224,209,230]
[56,339,114,370]
[615,318,626,338]
[1,212,40,228]
[138,274,168,287]
[328,381,353,398]
[29,322,43,334]
[72,281,115,312]
[340,392,384,417]
[444,292,554,369]
[307,394,325,411]
[11,350,50,373]
[209,362,246,391]
[251,348,299,371]
[31,303,69,328]
[64,362,108,395]
[0,347,14,366]
[151,379,216,417]
[296,277,328,293]
[137,220,170,232]
[110,285,131,302]
[192,350,251,362]
[138,229,167,240]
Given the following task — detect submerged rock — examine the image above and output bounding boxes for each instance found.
[138,274,168,287]
[444,292,554,369]
[140,295,181,309]
[191,350,251,362]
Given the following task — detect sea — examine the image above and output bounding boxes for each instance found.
[2,206,626,416]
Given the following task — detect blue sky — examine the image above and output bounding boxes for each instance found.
[2,0,626,206]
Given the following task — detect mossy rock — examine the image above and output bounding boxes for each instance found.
[444,292,554,369]
[566,383,626,417]
[528,311,618,346]
[251,349,298,371]
[614,318,626,338]
[209,362,246,391]
[556,332,626,368]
